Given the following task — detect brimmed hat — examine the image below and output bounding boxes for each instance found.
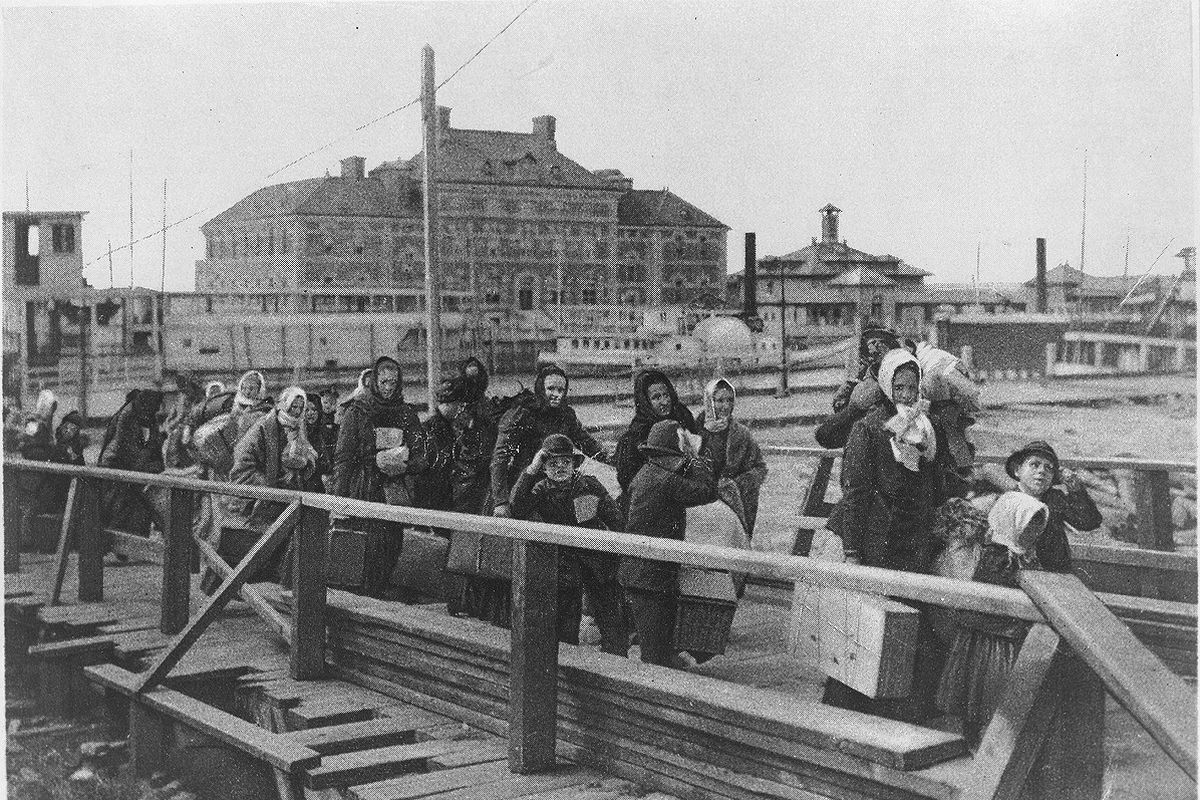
[1005,440,1060,481]
[639,419,684,457]
[541,433,584,467]
[59,410,84,429]
[436,376,468,404]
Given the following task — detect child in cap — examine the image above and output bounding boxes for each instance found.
[1005,440,1101,572]
[937,490,1049,747]
[509,433,627,656]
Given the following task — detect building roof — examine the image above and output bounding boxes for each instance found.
[1024,263,1084,287]
[827,267,896,287]
[767,240,931,279]
[617,189,727,229]
[204,178,326,228]
[404,127,614,190]
[4,210,88,218]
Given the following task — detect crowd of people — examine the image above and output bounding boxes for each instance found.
[5,321,1102,746]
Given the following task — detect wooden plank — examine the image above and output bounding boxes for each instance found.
[1135,470,1176,565]
[29,634,116,658]
[291,505,328,679]
[129,703,170,778]
[509,539,559,774]
[284,700,379,730]
[349,760,513,800]
[1073,543,1196,573]
[428,740,508,769]
[1026,652,1106,800]
[279,716,427,755]
[161,488,194,634]
[196,538,291,643]
[960,625,1062,800]
[107,530,164,563]
[135,500,301,693]
[412,766,605,800]
[48,478,81,606]
[76,480,104,601]
[4,465,21,574]
[793,454,835,556]
[303,739,480,790]
[1020,570,1197,780]
[85,662,321,773]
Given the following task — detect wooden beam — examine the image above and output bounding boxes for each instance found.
[76,480,104,601]
[290,506,328,679]
[160,488,194,634]
[195,538,291,643]
[1020,570,1197,779]
[961,624,1062,800]
[1134,469,1175,560]
[508,540,559,774]
[793,454,835,556]
[48,478,81,606]
[4,465,21,574]
[1026,650,1106,800]
[135,500,301,694]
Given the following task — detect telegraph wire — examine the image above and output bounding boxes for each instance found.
[86,0,540,270]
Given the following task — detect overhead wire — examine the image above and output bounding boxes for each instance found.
[85,0,540,272]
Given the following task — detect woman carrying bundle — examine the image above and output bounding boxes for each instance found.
[613,370,697,504]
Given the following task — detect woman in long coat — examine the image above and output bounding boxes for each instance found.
[695,378,767,538]
[98,389,164,536]
[464,364,604,626]
[823,348,947,721]
[333,355,428,596]
[613,370,697,500]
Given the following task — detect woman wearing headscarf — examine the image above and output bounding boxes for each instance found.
[695,378,768,538]
[613,370,697,500]
[419,376,497,516]
[822,348,948,721]
[98,388,165,536]
[466,364,605,626]
[816,323,898,449]
[304,392,331,492]
[16,390,63,533]
[459,357,491,418]
[333,355,428,597]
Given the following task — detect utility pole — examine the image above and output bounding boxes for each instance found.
[1079,149,1088,277]
[421,44,442,410]
[975,242,981,307]
[107,239,115,289]
[556,234,565,335]
[774,257,789,397]
[155,178,166,380]
[129,149,135,287]
[78,306,89,421]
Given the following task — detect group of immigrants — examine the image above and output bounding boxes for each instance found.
[9,323,1102,748]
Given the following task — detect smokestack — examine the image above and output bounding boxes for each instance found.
[340,156,366,180]
[1036,238,1048,312]
[744,232,757,317]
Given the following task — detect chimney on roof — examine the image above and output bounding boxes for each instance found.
[1177,246,1196,278]
[340,156,366,180]
[593,169,633,191]
[820,204,841,244]
[1035,238,1048,312]
[744,233,758,318]
[533,115,557,148]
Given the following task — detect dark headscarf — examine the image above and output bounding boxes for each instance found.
[628,369,697,444]
[459,357,489,403]
[359,355,405,413]
[100,388,162,455]
[305,392,324,439]
[531,364,570,415]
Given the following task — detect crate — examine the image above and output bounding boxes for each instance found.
[673,595,737,655]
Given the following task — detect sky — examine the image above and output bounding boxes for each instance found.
[2,0,1196,292]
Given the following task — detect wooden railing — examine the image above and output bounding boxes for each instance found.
[4,458,1196,795]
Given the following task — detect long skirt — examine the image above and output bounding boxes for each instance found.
[936,625,1028,747]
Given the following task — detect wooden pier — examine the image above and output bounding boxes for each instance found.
[4,457,1197,800]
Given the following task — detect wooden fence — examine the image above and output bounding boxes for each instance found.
[3,457,1197,798]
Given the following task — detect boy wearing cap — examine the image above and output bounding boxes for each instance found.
[1006,440,1102,572]
[510,433,627,656]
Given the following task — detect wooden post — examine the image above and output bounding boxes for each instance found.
[1134,469,1174,554]
[77,479,104,602]
[1026,651,1106,800]
[160,488,194,635]
[4,465,22,574]
[509,539,559,774]
[290,506,328,680]
[421,43,443,411]
[49,478,82,606]
[129,704,171,778]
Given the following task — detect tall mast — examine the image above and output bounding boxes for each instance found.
[129,149,135,287]
[1079,149,1088,276]
[421,44,443,411]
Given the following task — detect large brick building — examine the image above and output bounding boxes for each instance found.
[194,108,727,328]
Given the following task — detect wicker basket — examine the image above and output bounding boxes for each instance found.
[673,595,737,655]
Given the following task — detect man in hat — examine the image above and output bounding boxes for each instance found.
[817,321,900,449]
[1005,440,1101,572]
[510,433,626,655]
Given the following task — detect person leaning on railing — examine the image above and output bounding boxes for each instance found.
[97,388,165,537]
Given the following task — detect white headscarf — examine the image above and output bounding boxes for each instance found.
[987,490,1049,555]
[234,370,266,410]
[34,389,58,422]
[702,378,736,432]
[877,349,937,472]
[204,380,225,399]
[275,386,307,430]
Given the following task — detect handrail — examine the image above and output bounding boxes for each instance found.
[3,458,1040,619]
[761,446,1198,475]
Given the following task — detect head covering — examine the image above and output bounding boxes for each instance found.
[1005,440,1060,482]
[34,389,58,422]
[436,376,469,404]
[305,392,324,430]
[534,364,569,398]
[629,370,695,442]
[877,350,936,471]
[987,491,1049,555]
[702,378,736,426]
[459,357,490,403]
[133,388,164,423]
[357,368,374,392]
[234,370,266,410]
[275,386,307,429]
[638,419,693,472]
[204,380,226,399]
[368,356,404,404]
[540,433,585,467]
[58,410,84,430]
[859,321,899,364]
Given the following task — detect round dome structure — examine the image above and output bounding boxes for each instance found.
[692,316,755,357]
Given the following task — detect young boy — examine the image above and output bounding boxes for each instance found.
[510,433,627,655]
[1005,440,1102,572]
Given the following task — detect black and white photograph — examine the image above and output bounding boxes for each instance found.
[1,2,1196,799]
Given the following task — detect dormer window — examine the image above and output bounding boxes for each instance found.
[482,160,494,176]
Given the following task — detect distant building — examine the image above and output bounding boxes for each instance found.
[192,108,728,360]
[4,211,88,360]
[726,205,1026,345]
